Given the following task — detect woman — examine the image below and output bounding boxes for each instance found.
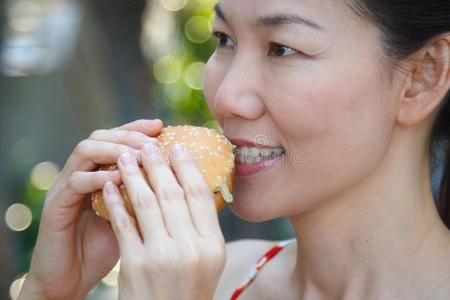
[19,0,450,299]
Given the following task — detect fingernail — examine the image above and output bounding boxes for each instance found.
[120,152,133,166]
[104,181,117,196]
[171,143,188,161]
[142,137,157,144]
[172,143,184,154]
[143,142,159,156]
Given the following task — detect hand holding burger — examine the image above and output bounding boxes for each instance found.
[98,124,234,299]
[92,125,235,221]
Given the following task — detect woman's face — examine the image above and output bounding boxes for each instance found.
[204,0,401,221]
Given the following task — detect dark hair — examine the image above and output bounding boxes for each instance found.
[348,0,450,228]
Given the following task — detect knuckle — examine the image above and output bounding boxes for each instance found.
[112,214,135,234]
[185,182,210,199]
[88,129,106,140]
[92,171,110,186]
[156,186,185,202]
[66,172,81,193]
[74,139,90,157]
[132,192,153,210]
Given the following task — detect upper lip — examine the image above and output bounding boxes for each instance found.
[226,137,282,149]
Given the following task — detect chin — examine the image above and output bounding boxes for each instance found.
[228,189,281,222]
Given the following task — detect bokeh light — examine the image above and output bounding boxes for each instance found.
[202,120,223,133]
[159,0,188,12]
[30,161,60,190]
[102,259,121,286]
[5,204,32,232]
[9,273,27,300]
[184,62,205,90]
[8,1,41,32]
[184,16,212,44]
[164,80,192,107]
[153,56,182,84]
[208,12,215,31]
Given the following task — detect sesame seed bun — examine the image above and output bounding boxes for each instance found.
[91,125,235,221]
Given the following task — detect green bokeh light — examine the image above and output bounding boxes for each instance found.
[184,16,212,44]
[159,0,188,11]
[153,56,182,84]
[184,61,205,90]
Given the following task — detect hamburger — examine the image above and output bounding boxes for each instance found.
[92,125,235,221]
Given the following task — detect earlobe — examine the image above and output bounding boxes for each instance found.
[397,35,450,126]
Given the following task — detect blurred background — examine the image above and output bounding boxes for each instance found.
[0,0,296,298]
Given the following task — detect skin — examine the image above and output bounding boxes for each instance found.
[18,0,450,299]
[18,118,227,300]
[18,120,164,300]
[204,0,450,299]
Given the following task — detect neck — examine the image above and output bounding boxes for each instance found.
[289,127,450,299]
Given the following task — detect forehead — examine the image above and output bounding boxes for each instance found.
[216,0,358,31]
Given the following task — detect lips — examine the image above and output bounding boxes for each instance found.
[227,137,280,148]
[226,136,286,177]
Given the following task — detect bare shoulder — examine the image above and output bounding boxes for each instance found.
[213,239,278,299]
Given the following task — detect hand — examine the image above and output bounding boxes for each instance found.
[103,142,226,300]
[19,119,163,300]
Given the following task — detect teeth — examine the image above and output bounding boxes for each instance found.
[234,146,284,164]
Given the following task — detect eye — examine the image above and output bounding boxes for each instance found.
[269,43,299,57]
[213,32,235,48]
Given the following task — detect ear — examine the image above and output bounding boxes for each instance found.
[397,34,450,126]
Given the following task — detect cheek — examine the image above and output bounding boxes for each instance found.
[261,59,395,212]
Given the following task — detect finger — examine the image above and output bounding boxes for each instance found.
[113,119,163,136]
[117,152,168,242]
[169,143,221,238]
[89,129,159,150]
[65,140,143,173]
[66,170,122,194]
[103,181,142,256]
[140,143,195,239]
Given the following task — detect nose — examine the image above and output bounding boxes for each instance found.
[213,54,265,120]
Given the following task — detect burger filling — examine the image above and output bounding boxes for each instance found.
[233,146,285,164]
[218,184,233,203]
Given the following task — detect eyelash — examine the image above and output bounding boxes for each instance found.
[212,31,303,57]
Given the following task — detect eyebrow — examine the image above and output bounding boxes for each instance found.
[257,14,323,31]
[214,3,323,31]
[214,4,227,23]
